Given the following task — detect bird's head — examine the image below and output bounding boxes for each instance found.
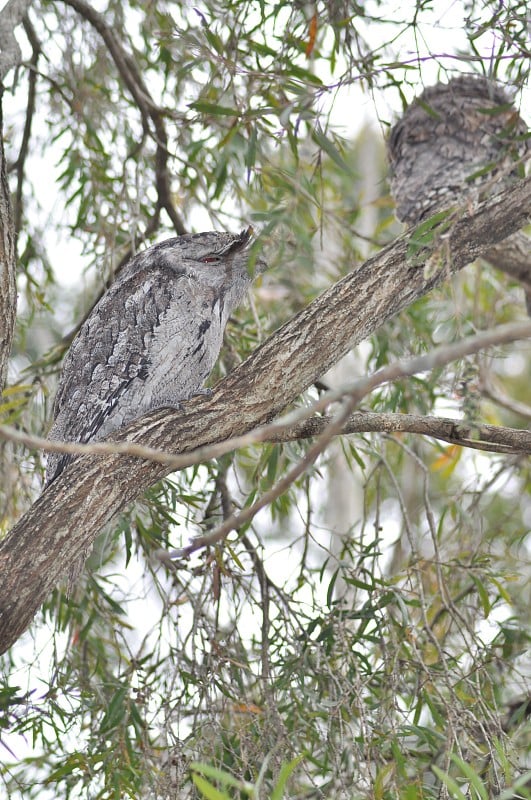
[136,227,266,288]
[183,226,267,278]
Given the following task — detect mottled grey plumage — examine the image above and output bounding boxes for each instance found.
[387,75,528,225]
[46,227,264,485]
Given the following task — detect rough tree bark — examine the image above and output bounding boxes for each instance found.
[0,174,530,654]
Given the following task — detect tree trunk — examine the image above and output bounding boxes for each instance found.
[0,97,17,393]
[0,175,530,654]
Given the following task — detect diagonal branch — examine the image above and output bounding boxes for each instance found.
[60,0,186,236]
[166,321,531,559]
[0,176,530,654]
[1,381,530,470]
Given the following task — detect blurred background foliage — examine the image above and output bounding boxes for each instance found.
[0,0,530,797]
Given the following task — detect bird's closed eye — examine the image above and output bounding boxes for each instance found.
[200,256,220,264]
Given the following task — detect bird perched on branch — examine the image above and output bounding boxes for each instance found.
[46,227,265,485]
[387,75,531,312]
[387,74,529,225]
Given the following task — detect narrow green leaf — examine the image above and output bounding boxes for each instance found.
[471,574,491,618]
[343,575,375,591]
[411,208,455,240]
[225,543,244,570]
[245,125,257,173]
[190,762,252,792]
[432,766,468,800]
[204,29,224,54]
[497,772,531,800]
[45,753,88,782]
[99,687,128,733]
[326,568,340,608]
[477,103,514,115]
[312,125,353,174]
[464,161,496,183]
[191,774,230,800]
[487,576,512,604]
[407,207,455,259]
[450,755,488,800]
[190,101,238,117]
[1,383,33,397]
[416,99,442,119]
[374,761,395,799]
[270,754,304,800]
[0,396,28,414]
[266,444,280,485]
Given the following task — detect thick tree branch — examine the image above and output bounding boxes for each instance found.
[1,396,529,470]
[166,321,531,559]
[0,176,530,654]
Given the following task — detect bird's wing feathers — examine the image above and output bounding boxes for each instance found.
[51,262,198,444]
[53,268,171,421]
[47,265,194,484]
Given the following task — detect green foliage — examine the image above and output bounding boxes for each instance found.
[1,0,530,798]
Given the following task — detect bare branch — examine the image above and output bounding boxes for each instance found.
[3,322,530,478]
[60,0,186,236]
[319,412,530,455]
[1,322,530,475]
[0,177,530,654]
[3,403,528,481]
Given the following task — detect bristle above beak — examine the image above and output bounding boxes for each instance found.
[240,225,254,244]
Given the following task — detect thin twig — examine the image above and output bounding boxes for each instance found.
[479,368,531,421]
